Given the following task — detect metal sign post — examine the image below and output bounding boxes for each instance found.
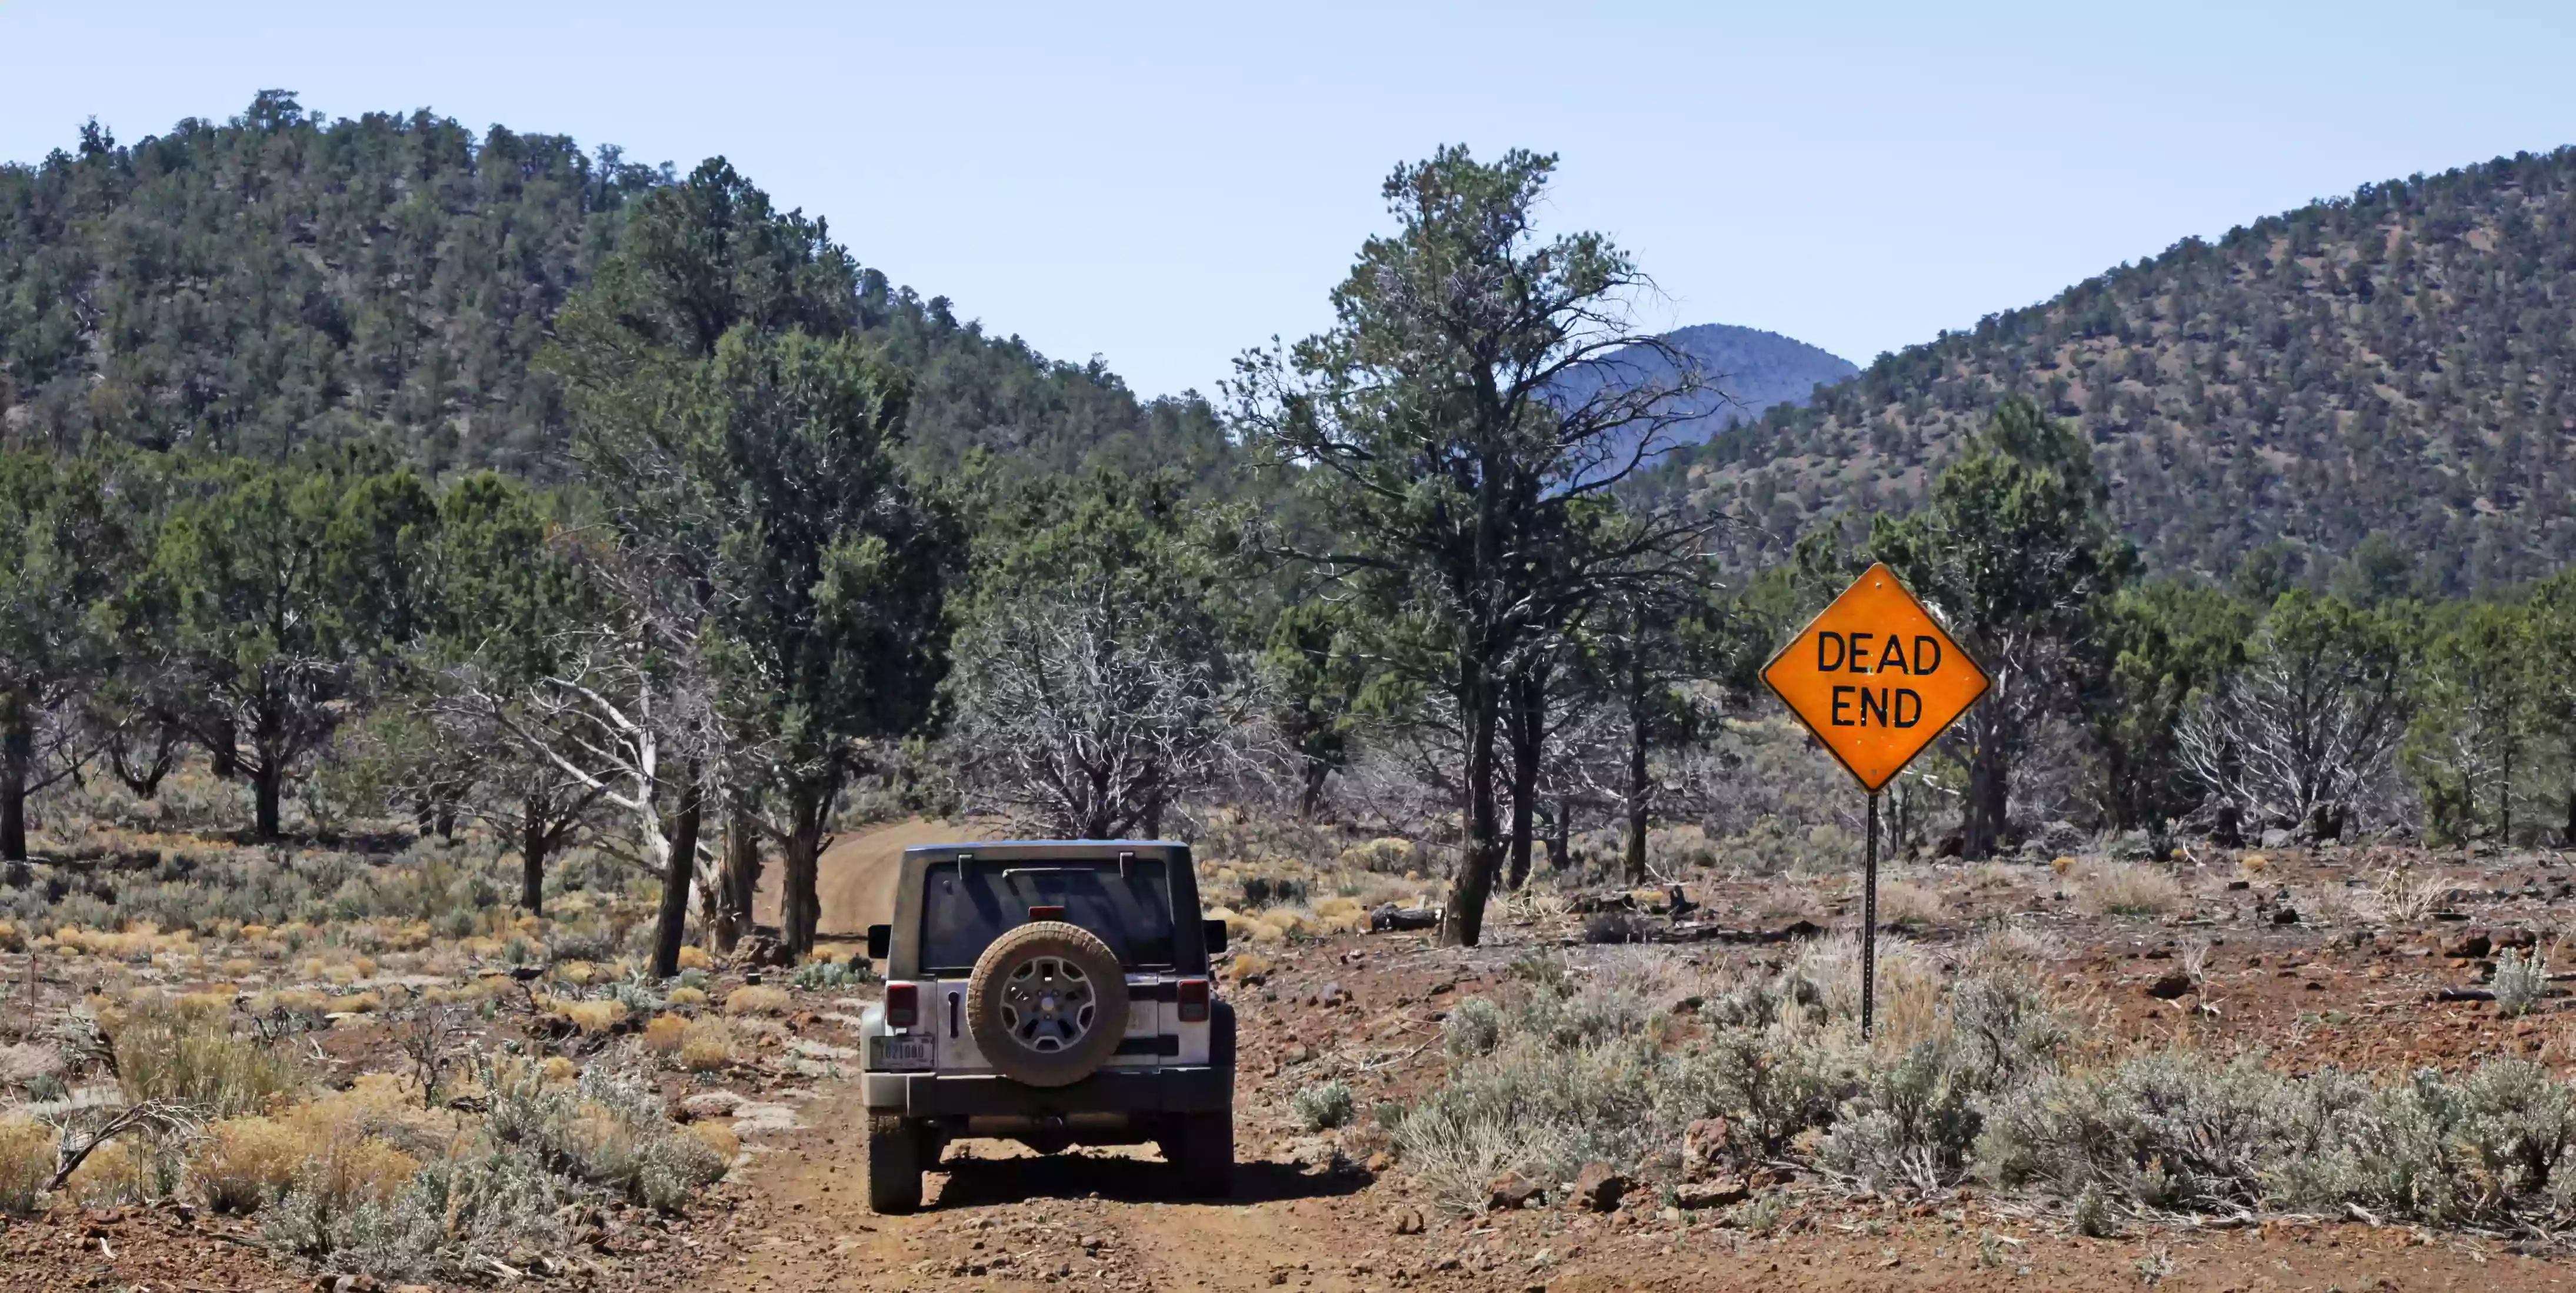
[1760,564,1987,1043]
[1861,791,1878,1037]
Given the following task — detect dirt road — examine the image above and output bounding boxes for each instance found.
[750,817,964,937]
[690,836,2562,1293]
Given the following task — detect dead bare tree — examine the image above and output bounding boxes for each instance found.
[2177,594,2415,841]
[422,670,613,915]
[456,622,722,977]
[947,588,1264,839]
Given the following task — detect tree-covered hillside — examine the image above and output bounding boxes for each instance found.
[0,93,1235,486]
[1657,148,2576,592]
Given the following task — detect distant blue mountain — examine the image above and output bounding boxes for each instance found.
[1587,323,1860,442]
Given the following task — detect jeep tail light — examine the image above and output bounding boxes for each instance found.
[885,982,919,1029]
[1176,977,1210,1023]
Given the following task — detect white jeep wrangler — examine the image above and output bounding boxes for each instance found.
[858,840,1235,1212]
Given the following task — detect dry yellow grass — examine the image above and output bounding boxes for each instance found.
[679,1018,736,1072]
[325,992,384,1015]
[175,991,235,1017]
[666,985,709,1007]
[2080,862,2184,918]
[1795,931,1942,1052]
[52,924,188,962]
[251,988,331,1016]
[683,1120,740,1164]
[554,960,601,986]
[1336,837,1420,872]
[2238,852,2272,877]
[542,1056,579,1083]
[642,1013,691,1055]
[194,1115,306,1214]
[0,1120,46,1215]
[65,1139,158,1207]
[722,986,791,1017]
[1311,896,1370,935]
[1874,880,1945,928]
[109,997,302,1116]
[298,1132,419,1211]
[678,945,713,971]
[1222,951,1274,984]
[538,995,626,1033]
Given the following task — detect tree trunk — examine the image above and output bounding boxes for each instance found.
[1504,668,1541,892]
[1544,796,1570,872]
[1440,664,1504,948]
[780,777,837,958]
[519,794,549,915]
[2500,742,2513,844]
[1623,656,1651,885]
[651,762,706,979]
[1299,761,1328,821]
[716,796,760,954]
[252,764,283,840]
[1961,737,2008,861]
[0,707,28,862]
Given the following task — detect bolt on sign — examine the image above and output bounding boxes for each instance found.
[1761,563,1988,792]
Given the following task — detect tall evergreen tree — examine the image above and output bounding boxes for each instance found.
[1871,397,2133,859]
[1232,146,1708,945]
[145,452,439,837]
[0,454,132,858]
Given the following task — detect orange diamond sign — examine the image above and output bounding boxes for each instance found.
[1761,563,1987,792]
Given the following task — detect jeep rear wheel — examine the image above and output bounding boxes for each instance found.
[867,1116,922,1214]
[1169,1107,1234,1197]
[965,921,1129,1088]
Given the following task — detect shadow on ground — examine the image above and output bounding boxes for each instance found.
[928,1149,1371,1209]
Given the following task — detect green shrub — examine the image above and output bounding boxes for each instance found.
[1292,1080,1355,1131]
[788,957,872,991]
[2494,949,2547,1018]
[1441,997,1503,1060]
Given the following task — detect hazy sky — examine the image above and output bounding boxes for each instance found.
[6,1,2574,399]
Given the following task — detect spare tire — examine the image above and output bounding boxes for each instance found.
[966,921,1129,1088]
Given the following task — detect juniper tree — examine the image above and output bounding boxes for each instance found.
[1871,398,2132,859]
[0,453,132,859]
[1231,146,1708,945]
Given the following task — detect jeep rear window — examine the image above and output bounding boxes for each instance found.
[918,858,1175,974]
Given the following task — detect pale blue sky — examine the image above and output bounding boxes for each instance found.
[5,2,2573,399]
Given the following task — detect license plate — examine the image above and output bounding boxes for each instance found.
[869,1034,934,1071]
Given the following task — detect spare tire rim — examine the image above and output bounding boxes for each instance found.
[998,955,1098,1052]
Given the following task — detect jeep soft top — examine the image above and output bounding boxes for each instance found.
[858,840,1235,1212]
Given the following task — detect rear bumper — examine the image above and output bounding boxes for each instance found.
[863,1065,1231,1118]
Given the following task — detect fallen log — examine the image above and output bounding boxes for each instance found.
[1369,905,1441,932]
